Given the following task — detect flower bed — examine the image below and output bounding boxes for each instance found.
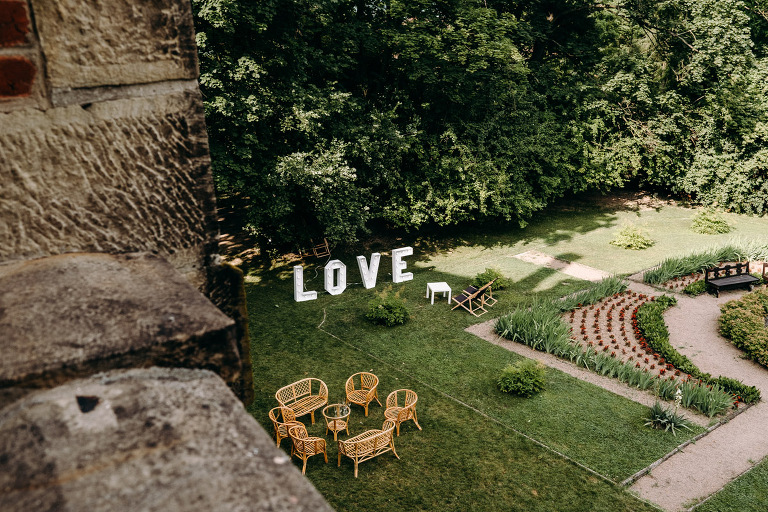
[496,281,756,417]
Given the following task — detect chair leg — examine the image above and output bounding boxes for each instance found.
[310,411,315,424]
[354,461,359,478]
[338,452,341,467]
[302,458,307,475]
[412,409,422,430]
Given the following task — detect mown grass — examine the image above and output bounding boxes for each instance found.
[241,197,768,511]
[247,267,689,511]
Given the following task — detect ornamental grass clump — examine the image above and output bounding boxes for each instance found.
[557,276,627,312]
[494,299,571,353]
[691,208,731,235]
[610,222,654,250]
[644,399,692,436]
[498,359,546,397]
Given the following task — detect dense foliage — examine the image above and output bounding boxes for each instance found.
[193,0,768,249]
[719,288,768,367]
[498,359,547,397]
[366,289,411,326]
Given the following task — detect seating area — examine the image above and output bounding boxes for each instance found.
[272,373,421,476]
[451,278,498,317]
[705,261,762,297]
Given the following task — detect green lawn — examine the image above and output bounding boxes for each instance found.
[242,199,768,511]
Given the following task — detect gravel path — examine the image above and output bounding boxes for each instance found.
[475,253,768,511]
[629,288,768,511]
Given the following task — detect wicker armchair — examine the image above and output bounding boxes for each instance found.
[275,377,328,424]
[345,372,382,416]
[288,422,328,475]
[268,406,301,447]
[384,389,422,436]
[337,420,399,478]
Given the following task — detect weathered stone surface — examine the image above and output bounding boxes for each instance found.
[207,261,255,405]
[31,0,198,88]
[0,90,218,288]
[0,253,241,402]
[0,367,333,511]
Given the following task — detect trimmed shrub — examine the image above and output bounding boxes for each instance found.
[610,223,654,250]
[683,279,709,296]
[472,268,511,290]
[719,289,768,368]
[366,291,410,326]
[691,209,731,235]
[636,296,702,378]
[498,359,546,397]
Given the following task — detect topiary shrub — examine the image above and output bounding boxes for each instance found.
[497,359,546,397]
[691,208,731,235]
[610,223,655,250]
[472,268,511,290]
[366,290,410,327]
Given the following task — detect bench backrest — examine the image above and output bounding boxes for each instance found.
[705,261,751,282]
[276,378,328,406]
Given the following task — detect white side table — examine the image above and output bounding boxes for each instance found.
[426,282,452,304]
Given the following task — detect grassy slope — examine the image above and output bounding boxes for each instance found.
[243,199,768,511]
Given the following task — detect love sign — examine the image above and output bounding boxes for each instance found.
[294,246,413,302]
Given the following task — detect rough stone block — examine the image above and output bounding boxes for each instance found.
[0,252,241,403]
[0,90,217,288]
[0,367,333,511]
[31,0,198,88]
[0,1,30,47]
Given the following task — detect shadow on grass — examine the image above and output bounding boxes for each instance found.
[244,260,699,512]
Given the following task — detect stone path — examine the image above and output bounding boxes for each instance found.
[512,250,612,282]
[629,289,768,511]
[489,252,768,511]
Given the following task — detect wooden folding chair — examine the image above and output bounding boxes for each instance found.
[451,279,496,317]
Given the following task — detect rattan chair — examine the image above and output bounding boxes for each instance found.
[288,422,328,475]
[384,389,422,436]
[345,372,382,416]
[268,406,301,447]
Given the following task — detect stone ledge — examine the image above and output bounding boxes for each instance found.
[0,253,241,403]
[0,367,333,511]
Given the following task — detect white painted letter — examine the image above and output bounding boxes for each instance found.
[356,253,381,289]
[293,266,317,302]
[391,246,413,283]
[324,260,347,295]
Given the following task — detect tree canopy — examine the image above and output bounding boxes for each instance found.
[192,0,768,250]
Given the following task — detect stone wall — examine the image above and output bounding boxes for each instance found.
[0,1,327,509]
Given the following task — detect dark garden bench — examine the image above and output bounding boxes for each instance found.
[704,262,760,297]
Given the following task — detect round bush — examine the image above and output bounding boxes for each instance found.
[691,208,731,235]
[366,294,410,326]
[610,223,654,250]
[497,359,546,397]
[472,268,511,290]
